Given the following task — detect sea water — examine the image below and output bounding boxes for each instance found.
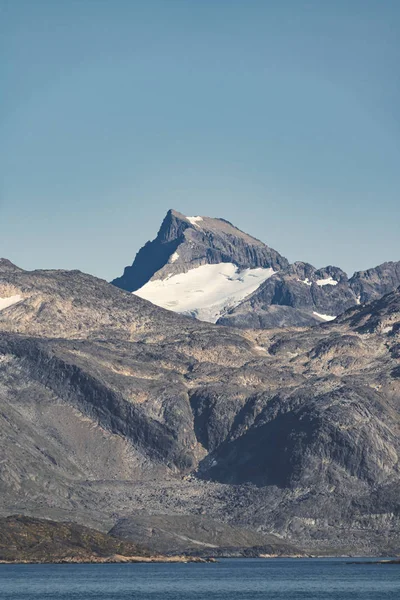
[0,558,399,600]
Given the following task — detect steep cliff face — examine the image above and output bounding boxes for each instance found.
[111,210,190,292]
[1,260,400,554]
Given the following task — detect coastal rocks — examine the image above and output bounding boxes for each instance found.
[0,515,217,564]
[0,515,150,563]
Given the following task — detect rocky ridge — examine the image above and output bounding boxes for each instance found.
[219,260,400,328]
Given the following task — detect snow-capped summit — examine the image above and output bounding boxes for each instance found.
[111,209,288,322]
[112,209,288,291]
[112,210,400,327]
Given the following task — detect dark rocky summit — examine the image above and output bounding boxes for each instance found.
[111,210,400,328]
[1,258,400,555]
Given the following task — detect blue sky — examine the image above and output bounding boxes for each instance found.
[1,0,399,280]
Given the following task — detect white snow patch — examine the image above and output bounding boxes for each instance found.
[134,263,276,323]
[170,252,179,264]
[316,277,338,287]
[356,295,361,305]
[313,311,336,322]
[187,216,203,226]
[0,294,23,312]
[298,278,312,286]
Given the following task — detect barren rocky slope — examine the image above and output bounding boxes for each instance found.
[1,258,400,555]
[109,514,299,556]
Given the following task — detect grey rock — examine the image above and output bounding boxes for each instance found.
[349,261,400,303]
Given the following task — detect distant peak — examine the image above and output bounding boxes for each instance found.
[0,258,23,272]
[112,209,289,293]
[167,208,187,219]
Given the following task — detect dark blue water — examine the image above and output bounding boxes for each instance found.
[0,558,399,600]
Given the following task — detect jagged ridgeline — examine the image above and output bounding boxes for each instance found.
[111,209,400,327]
[0,256,400,555]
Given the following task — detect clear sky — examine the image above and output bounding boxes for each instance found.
[1,0,399,280]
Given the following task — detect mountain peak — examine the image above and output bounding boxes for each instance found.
[111,211,400,328]
[0,258,23,273]
[112,210,288,289]
[165,209,268,246]
[111,210,288,321]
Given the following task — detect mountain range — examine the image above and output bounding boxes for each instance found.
[1,247,400,555]
[112,209,400,327]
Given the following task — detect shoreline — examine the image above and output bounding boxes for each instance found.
[0,554,217,565]
[3,554,399,565]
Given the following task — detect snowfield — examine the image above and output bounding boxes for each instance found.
[298,278,312,286]
[313,311,336,322]
[298,277,338,287]
[316,277,338,286]
[186,216,204,226]
[134,263,276,323]
[0,295,23,312]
